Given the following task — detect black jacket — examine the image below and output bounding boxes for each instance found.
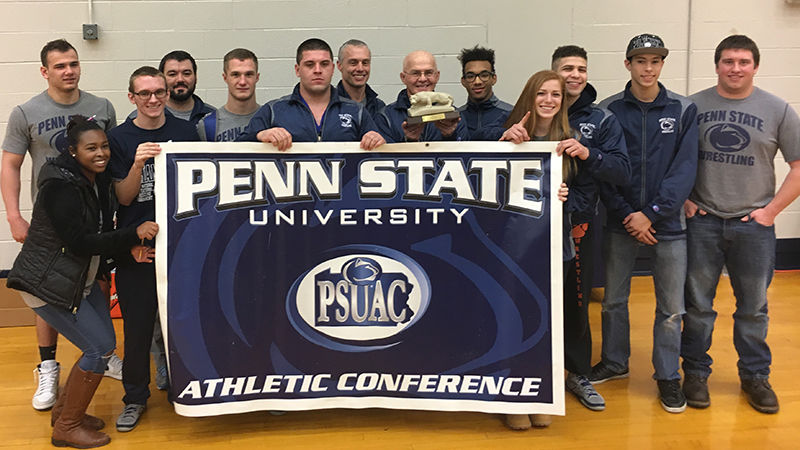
[7,153,139,311]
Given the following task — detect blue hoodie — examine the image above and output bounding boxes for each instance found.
[376,89,470,143]
[598,81,698,239]
[567,83,631,224]
[238,84,378,143]
[457,94,513,141]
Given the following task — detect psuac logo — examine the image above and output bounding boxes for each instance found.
[339,113,353,128]
[659,117,676,134]
[705,123,750,153]
[286,246,431,351]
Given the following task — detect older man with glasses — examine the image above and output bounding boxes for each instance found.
[456,45,513,140]
[376,50,469,143]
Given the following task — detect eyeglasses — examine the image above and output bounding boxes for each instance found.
[463,71,494,83]
[404,69,436,80]
[132,89,167,100]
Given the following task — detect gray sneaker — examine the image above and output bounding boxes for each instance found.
[116,404,146,432]
[566,372,606,411]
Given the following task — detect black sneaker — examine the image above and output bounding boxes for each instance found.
[683,374,710,408]
[588,362,629,385]
[657,380,686,413]
[741,378,779,414]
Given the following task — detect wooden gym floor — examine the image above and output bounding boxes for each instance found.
[0,272,797,449]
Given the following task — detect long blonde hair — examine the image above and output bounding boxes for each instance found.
[504,70,578,183]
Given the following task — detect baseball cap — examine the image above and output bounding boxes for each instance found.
[626,34,669,58]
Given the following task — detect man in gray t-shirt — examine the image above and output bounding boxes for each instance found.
[681,35,800,415]
[0,39,116,412]
[198,48,261,141]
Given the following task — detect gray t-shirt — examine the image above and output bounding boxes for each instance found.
[2,90,116,200]
[196,105,260,142]
[689,86,800,218]
[167,106,192,121]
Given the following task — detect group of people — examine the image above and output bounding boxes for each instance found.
[1,31,797,448]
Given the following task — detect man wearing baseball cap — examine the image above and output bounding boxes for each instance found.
[591,33,698,413]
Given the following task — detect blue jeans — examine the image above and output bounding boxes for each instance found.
[32,283,116,374]
[601,230,686,381]
[681,213,774,380]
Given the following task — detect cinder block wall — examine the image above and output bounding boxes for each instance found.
[1,0,799,269]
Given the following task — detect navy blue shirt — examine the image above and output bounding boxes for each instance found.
[108,115,199,228]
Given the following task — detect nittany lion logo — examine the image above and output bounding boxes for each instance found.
[286,247,431,350]
[339,113,353,128]
[49,129,69,154]
[659,117,676,134]
[705,123,750,153]
[579,122,596,139]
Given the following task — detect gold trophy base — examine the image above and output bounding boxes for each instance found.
[406,110,461,125]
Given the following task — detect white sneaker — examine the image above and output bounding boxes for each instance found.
[33,360,60,410]
[104,353,123,380]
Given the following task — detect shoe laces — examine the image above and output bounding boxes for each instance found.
[575,375,599,397]
[34,365,59,395]
[106,354,123,372]
[119,404,143,420]
[662,380,682,397]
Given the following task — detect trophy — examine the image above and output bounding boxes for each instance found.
[406,91,461,125]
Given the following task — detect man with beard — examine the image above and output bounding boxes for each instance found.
[457,45,513,140]
[376,50,469,143]
[198,48,261,142]
[335,39,385,118]
[1,38,119,412]
[159,50,214,123]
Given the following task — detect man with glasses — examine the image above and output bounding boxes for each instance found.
[336,39,385,118]
[456,45,512,140]
[376,50,469,142]
[1,38,118,412]
[108,66,199,432]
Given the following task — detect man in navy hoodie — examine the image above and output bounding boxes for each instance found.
[550,44,630,412]
[591,34,698,414]
[238,38,384,151]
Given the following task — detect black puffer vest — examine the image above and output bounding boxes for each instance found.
[7,153,116,312]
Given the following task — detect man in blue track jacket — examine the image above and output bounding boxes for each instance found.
[335,39,386,119]
[376,50,469,143]
[550,44,630,412]
[590,34,698,415]
[238,38,385,151]
[456,45,513,141]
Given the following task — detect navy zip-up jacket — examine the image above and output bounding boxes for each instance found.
[376,89,470,143]
[335,81,386,119]
[238,84,378,143]
[598,81,698,239]
[457,94,513,140]
[567,83,631,223]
